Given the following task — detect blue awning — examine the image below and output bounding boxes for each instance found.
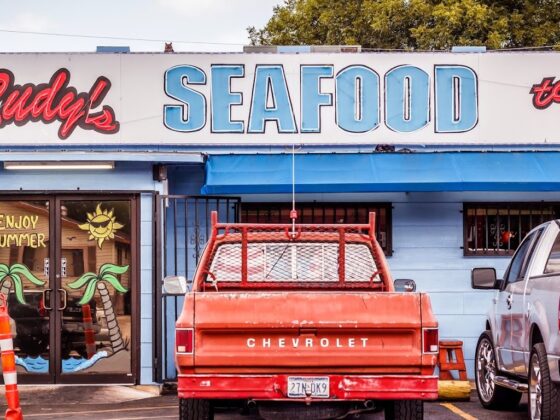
[201,152,560,194]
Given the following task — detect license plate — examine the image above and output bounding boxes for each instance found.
[287,376,329,398]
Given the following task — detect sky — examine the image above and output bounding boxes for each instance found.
[0,0,282,52]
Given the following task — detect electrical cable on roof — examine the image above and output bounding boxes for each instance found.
[1,28,557,51]
[0,28,245,46]
[290,143,297,238]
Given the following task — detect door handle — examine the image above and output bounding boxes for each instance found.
[41,289,52,311]
[58,288,67,311]
[506,294,513,309]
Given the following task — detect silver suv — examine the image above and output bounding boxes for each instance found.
[472,220,560,419]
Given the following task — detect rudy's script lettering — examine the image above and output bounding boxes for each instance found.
[0,68,119,139]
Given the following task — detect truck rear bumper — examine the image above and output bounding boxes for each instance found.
[178,374,438,401]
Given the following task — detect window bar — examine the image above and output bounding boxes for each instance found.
[529,209,533,231]
[484,207,489,254]
[474,208,478,253]
[518,210,522,252]
[496,208,500,254]
[507,205,511,253]
[194,200,200,262]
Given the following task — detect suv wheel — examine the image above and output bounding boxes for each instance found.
[179,398,213,420]
[475,330,521,410]
[529,343,559,420]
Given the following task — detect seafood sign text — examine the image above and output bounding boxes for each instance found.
[247,337,369,348]
[164,64,478,135]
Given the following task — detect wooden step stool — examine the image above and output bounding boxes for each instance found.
[438,340,467,381]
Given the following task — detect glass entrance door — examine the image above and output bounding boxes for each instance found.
[0,199,53,381]
[56,198,134,382]
[0,195,136,384]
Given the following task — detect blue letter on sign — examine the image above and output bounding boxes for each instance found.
[335,65,379,133]
[435,65,478,133]
[164,65,206,132]
[301,65,333,133]
[385,65,429,132]
[211,65,244,133]
[248,65,297,133]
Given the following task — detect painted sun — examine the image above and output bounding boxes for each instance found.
[79,203,124,248]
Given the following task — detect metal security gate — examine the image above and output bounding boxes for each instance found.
[154,195,240,383]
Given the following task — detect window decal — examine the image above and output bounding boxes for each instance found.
[0,263,46,304]
[79,203,124,249]
[68,263,129,354]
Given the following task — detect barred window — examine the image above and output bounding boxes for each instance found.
[464,203,558,256]
[240,202,392,255]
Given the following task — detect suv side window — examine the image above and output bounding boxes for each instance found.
[545,231,560,274]
[504,229,543,284]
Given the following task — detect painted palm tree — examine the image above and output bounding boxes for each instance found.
[0,263,46,304]
[68,263,129,353]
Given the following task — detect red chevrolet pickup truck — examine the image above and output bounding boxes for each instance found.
[170,212,438,420]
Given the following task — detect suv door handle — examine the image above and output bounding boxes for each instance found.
[506,294,513,309]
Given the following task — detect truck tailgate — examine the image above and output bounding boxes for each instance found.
[193,292,423,373]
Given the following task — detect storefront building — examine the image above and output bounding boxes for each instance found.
[0,51,559,384]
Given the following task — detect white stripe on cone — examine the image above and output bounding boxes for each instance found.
[0,338,13,351]
[3,371,17,385]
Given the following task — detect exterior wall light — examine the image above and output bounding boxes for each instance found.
[3,161,115,170]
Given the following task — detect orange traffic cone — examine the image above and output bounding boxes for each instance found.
[82,304,96,359]
[0,294,22,420]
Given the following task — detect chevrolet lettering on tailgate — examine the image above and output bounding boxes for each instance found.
[173,212,439,420]
[247,337,369,348]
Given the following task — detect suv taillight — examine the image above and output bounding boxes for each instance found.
[176,328,194,354]
[423,328,439,353]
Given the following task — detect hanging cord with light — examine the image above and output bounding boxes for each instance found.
[290,143,298,239]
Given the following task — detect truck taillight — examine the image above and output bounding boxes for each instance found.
[423,328,439,354]
[176,328,194,354]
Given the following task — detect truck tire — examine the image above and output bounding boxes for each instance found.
[179,398,213,420]
[528,343,560,420]
[475,330,522,410]
[384,400,423,420]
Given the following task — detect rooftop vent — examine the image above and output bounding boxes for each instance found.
[451,46,486,53]
[96,46,130,53]
[243,45,361,53]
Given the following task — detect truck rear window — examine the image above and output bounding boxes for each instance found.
[209,243,380,283]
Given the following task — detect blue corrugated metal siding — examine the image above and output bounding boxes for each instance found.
[390,200,509,378]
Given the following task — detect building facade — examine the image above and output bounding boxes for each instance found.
[0,51,558,384]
